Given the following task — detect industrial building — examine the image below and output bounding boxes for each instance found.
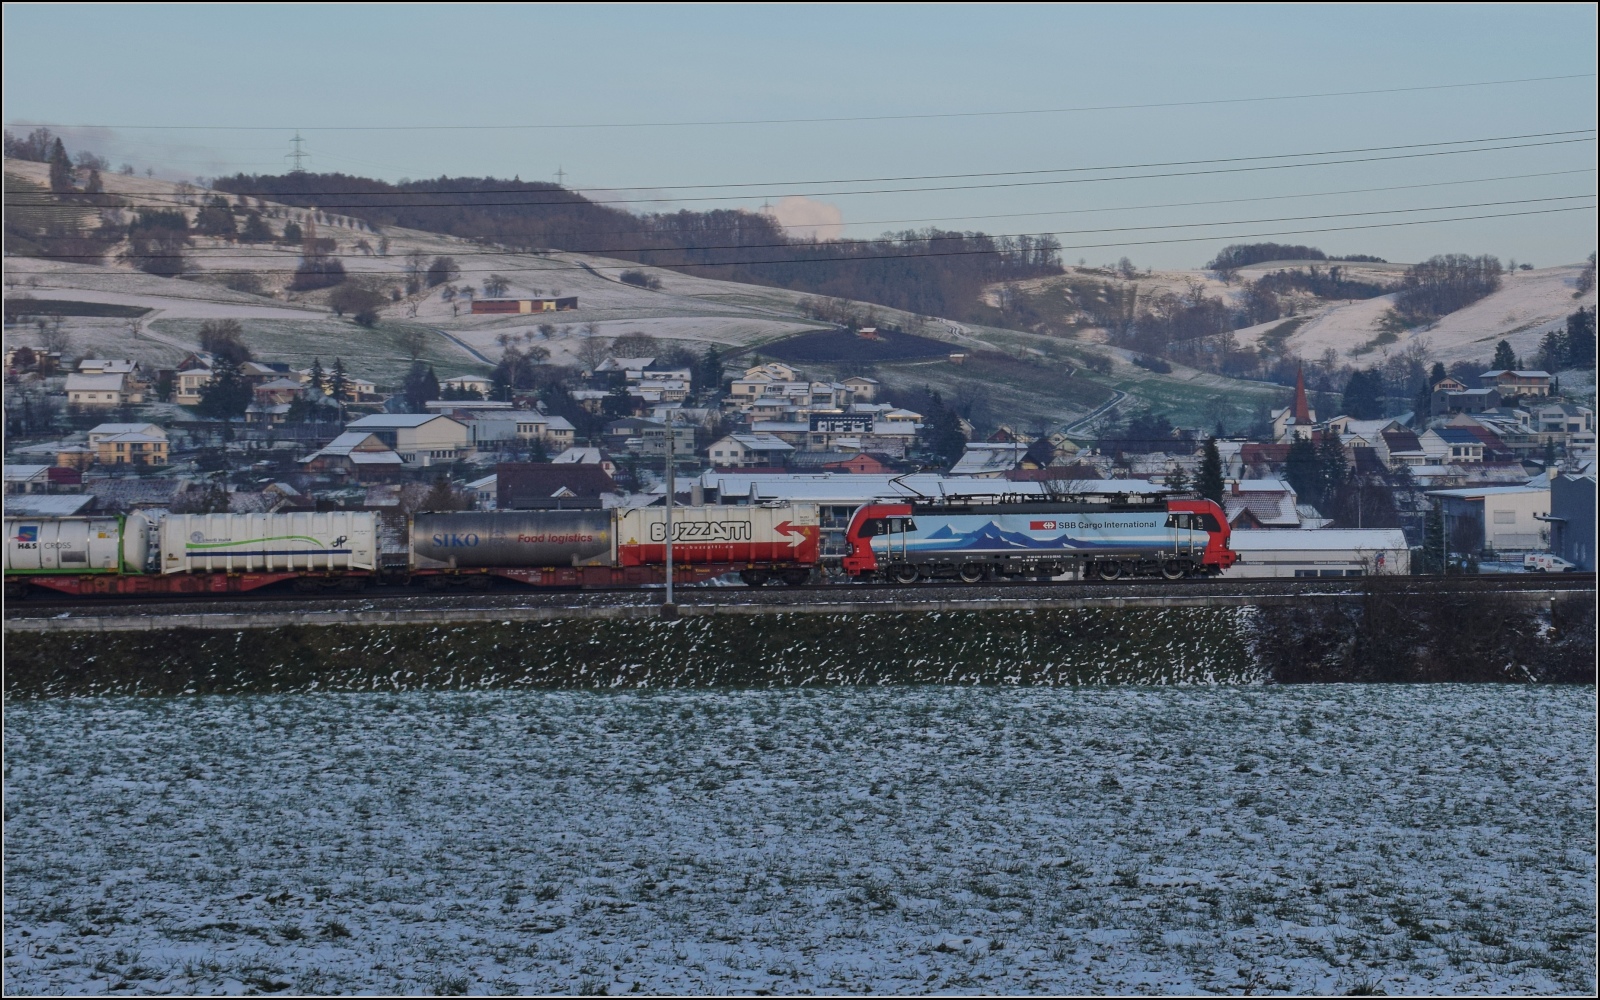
[1227,530,1411,577]
[1427,484,1551,555]
[1546,463,1596,571]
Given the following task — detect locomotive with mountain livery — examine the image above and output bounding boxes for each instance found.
[842,493,1235,583]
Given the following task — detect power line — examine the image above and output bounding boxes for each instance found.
[57,129,1586,198]
[13,73,1592,131]
[9,204,1590,276]
[31,194,1592,260]
[15,136,1593,212]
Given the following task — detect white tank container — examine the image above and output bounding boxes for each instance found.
[4,513,150,574]
[161,512,377,574]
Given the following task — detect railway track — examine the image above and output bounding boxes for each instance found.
[7,573,1592,623]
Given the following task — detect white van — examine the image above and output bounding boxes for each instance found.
[1523,552,1577,573]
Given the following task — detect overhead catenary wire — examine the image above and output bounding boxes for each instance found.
[14,72,1592,131]
[7,204,1591,277]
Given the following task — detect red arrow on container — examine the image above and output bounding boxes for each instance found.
[774,521,808,548]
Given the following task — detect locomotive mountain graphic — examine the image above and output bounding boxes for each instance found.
[914,522,1137,551]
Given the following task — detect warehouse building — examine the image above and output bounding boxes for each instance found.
[1227,529,1411,578]
[1426,483,1551,556]
[1546,463,1596,571]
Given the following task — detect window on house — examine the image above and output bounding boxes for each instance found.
[1493,510,1516,524]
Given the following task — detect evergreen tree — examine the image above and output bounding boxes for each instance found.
[308,358,327,396]
[239,211,273,243]
[401,363,440,412]
[1565,306,1595,368]
[1283,437,1322,508]
[1342,368,1384,419]
[1491,339,1518,371]
[1316,433,1348,511]
[194,196,237,238]
[1164,463,1192,494]
[1418,504,1448,575]
[1197,437,1225,504]
[196,356,251,420]
[329,357,349,401]
[48,138,73,193]
[699,344,723,396]
[918,391,966,469]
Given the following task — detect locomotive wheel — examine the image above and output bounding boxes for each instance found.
[780,568,810,587]
[739,570,770,587]
[1160,560,1187,580]
[891,564,921,585]
[1095,561,1122,582]
[958,563,986,584]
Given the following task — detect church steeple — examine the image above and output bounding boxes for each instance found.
[1293,365,1311,423]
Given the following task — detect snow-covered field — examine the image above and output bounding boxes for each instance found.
[5,686,1594,995]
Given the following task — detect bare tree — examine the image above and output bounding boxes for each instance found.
[575,331,612,371]
[396,328,428,360]
[37,315,72,356]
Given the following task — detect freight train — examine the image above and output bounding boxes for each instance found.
[3,505,821,598]
[3,492,1233,598]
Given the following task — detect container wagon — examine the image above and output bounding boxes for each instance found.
[5,511,379,597]
[405,504,821,588]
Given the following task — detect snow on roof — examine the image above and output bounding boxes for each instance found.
[3,494,95,516]
[1426,484,1550,498]
[466,474,498,489]
[89,422,164,437]
[596,357,656,371]
[64,373,127,391]
[4,464,51,481]
[552,447,604,464]
[1229,529,1408,551]
[1481,370,1551,378]
[348,413,459,429]
[729,433,795,452]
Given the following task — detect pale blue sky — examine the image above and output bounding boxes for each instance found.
[4,4,1595,267]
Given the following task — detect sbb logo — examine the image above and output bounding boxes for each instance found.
[1029,520,1059,531]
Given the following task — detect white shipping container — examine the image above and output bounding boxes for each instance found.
[614,503,821,566]
[4,513,149,574]
[161,512,377,574]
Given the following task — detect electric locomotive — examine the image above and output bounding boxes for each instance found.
[842,491,1235,583]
